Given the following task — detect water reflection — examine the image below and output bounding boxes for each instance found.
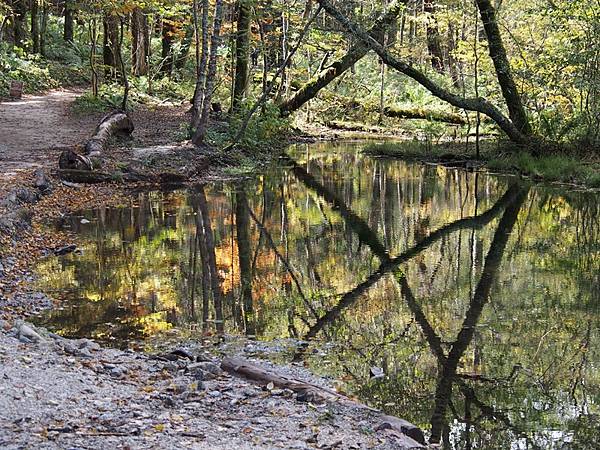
[36,142,600,448]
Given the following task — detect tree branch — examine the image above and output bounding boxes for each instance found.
[315,0,531,145]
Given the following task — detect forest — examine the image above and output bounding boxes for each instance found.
[1,0,599,154]
[1,1,600,449]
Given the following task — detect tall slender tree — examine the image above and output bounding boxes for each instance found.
[192,0,225,145]
[232,0,251,112]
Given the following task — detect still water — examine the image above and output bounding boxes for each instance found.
[36,142,600,448]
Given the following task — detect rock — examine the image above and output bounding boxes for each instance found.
[49,332,66,342]
[109,367,127,378]
[34,169,52,194]
[78,339,101,352]
[60,340,93,358]
[18,187,40,204]
[16,322,45,343]
[370,367,384,379]
[188,361,223,381]
[162,361,179,372]
[53,245,77,256]
[168,348,195,361]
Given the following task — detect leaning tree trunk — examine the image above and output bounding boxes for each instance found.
[84,111,134,157]
[475,0,531,134]
[315,0,531,146]
[59,111,134,171]
[232,0,252,112]
[278,0,405,115]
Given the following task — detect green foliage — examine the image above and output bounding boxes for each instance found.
[488,153,600,186]
[362,140,464,160]
[365,141,600,188]
[71,90,114,113]
[0,43,88,97]
[224,102,290,150]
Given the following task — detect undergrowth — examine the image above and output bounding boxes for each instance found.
[363,141,600,188]
[0,44,88,96]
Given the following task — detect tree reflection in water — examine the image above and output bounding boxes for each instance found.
[36,143,600,448]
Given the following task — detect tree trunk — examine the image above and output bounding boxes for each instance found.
[424,0,444,73]
[131,8,149,76]
[475,0,530,134]
[12,0,27,49]
[192,0,225,145]
[197,186,224,333]
[39,4,48,56]
[428,188,528,443]
[31,0,39,54]
[64,0,74,42]
[160,19,176,75]
[84,111,135,157]
[191,0,210,129]
[103,15,120,78]
[221,357,426,446]
[278,0,405,115]
[232,0,251,112]
[174,23,195,71]
[315,0,531,145]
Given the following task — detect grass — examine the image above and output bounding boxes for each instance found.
[363,141,600,189]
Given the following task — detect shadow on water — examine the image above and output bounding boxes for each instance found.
[35,142,600,448]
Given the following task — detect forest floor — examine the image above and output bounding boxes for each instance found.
[0,90,426,449]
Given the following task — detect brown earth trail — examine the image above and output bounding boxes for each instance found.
[0,90,98,178]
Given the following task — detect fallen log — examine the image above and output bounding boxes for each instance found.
[85,110,134,157]
[325,120,388,134]
[58,111,134,173]
[384,106,466,125]
[58,149,94,171]
[221,357,425,447]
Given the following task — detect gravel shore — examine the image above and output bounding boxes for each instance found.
[0,321,425,449]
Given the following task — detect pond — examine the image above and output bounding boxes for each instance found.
[35,142,600,448]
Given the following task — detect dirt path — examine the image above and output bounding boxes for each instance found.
[0,89,100,178]
[0,88,188,185]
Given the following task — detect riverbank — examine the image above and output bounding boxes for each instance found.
[0,174,426,450]
[362,141,600,190]
[0,321,424,449]
[0,92,427,449]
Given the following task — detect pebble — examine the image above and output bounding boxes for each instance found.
[16,322,45,343]
[188,361,223,380]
